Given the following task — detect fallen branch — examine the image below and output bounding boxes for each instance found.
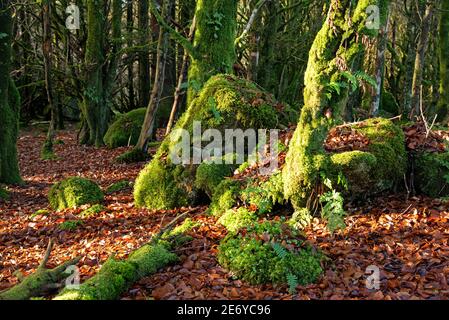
[0,239,81,300]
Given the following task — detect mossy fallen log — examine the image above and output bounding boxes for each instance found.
[54,216,196,300]
[0,240,81,300]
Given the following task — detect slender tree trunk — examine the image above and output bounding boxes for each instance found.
[165,15,197,136]
[136,1,173,151]
[0,0,22,184]
[371,2,391,116]
[41,0,57,159]
[410,2,434,119]
[438,0,449,121]
[139,0,151,108]
[127,1,136,111]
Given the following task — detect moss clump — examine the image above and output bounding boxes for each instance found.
[195,162,234,197]
[134,74,286,210]
[331,118,407,195]
[80,204,107,218]
[30,209,50,219]
[105,180,132,194]
[127,244,178,278]
[218,207,258,233]
[218,221,323,286]
[59,220,84,231]
[415,151,449,197]
[209,179,243,216]
[0,187,9,201]
[104,108,146,148]
[48,177,104,210]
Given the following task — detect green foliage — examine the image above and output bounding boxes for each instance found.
[80,204,107,218]
[0,187,9,201]
[241,172,285,214]
[105,180,132,194]
[127,244,178,279]
[289,208,313,231]
[218,221,323,287]
[59,220,84,231]
[218,207,258,233]
[104,108,146,148]
[48,177,104,210]
[319,189,347,234]
[415,151,449,197]
[209,179,242,216]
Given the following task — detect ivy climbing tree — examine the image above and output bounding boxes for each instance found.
[0,0,22,184]
[282,0,385,210]
[437,0,449,121]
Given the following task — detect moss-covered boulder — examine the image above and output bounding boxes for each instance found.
[414,151,449,197]
[329,118,407,195]
[104,108,146,148]
[48,177,104,210]
[134,74,294,210]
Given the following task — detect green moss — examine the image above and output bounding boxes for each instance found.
[217,221,323,286]
[80,204,107,218]
[381,91,399,115]
[59,220,84,231]
[104,108,146,148]
[134,74,285,210]
[134,159,190,210]
[127,244,178,278]
[105,180,132,194]
[48,177,104,210]
[195,162,234,197]
[415,151,449,197]
[241,172,285,214]
[218,207,258,233]
[209,179,242,216]
[55,258,137,300]
[30,209,50,219]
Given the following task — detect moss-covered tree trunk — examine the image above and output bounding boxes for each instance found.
[437,0,449,121]
[282,0,385,209]
[0,0,21,185]
[186,0,238,104]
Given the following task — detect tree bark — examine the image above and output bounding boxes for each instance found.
[437,0,449,121]
[138,0,151,108]
[410,2,434,119]
[0,0,22,185]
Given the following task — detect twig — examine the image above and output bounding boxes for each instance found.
[38,238,54,269]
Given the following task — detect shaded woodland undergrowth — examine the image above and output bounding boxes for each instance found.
[1,124,449,300]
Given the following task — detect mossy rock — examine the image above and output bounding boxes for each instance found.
[195,161,235,198]
[209,179,243,216]
[48,177,104,210]
[217,221,323,286]
[329,118,407,195]
[218,207,258,233]
[134,74,290,210]
[414,151,449,197]
[104,108,146,148]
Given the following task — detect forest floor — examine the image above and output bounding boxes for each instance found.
[1,125,449,300]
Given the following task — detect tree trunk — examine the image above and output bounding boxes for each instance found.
[138,0,151,108]
[437,0,449,121]
[410,2,434,119]
[80,0,107,146]
[136,1,173,152]
[41,0,57,160]
[0,0,22,185]
[282,0,386,209]
[186,0,238,104]
[371,1,391,116]
[127,1,136,111]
